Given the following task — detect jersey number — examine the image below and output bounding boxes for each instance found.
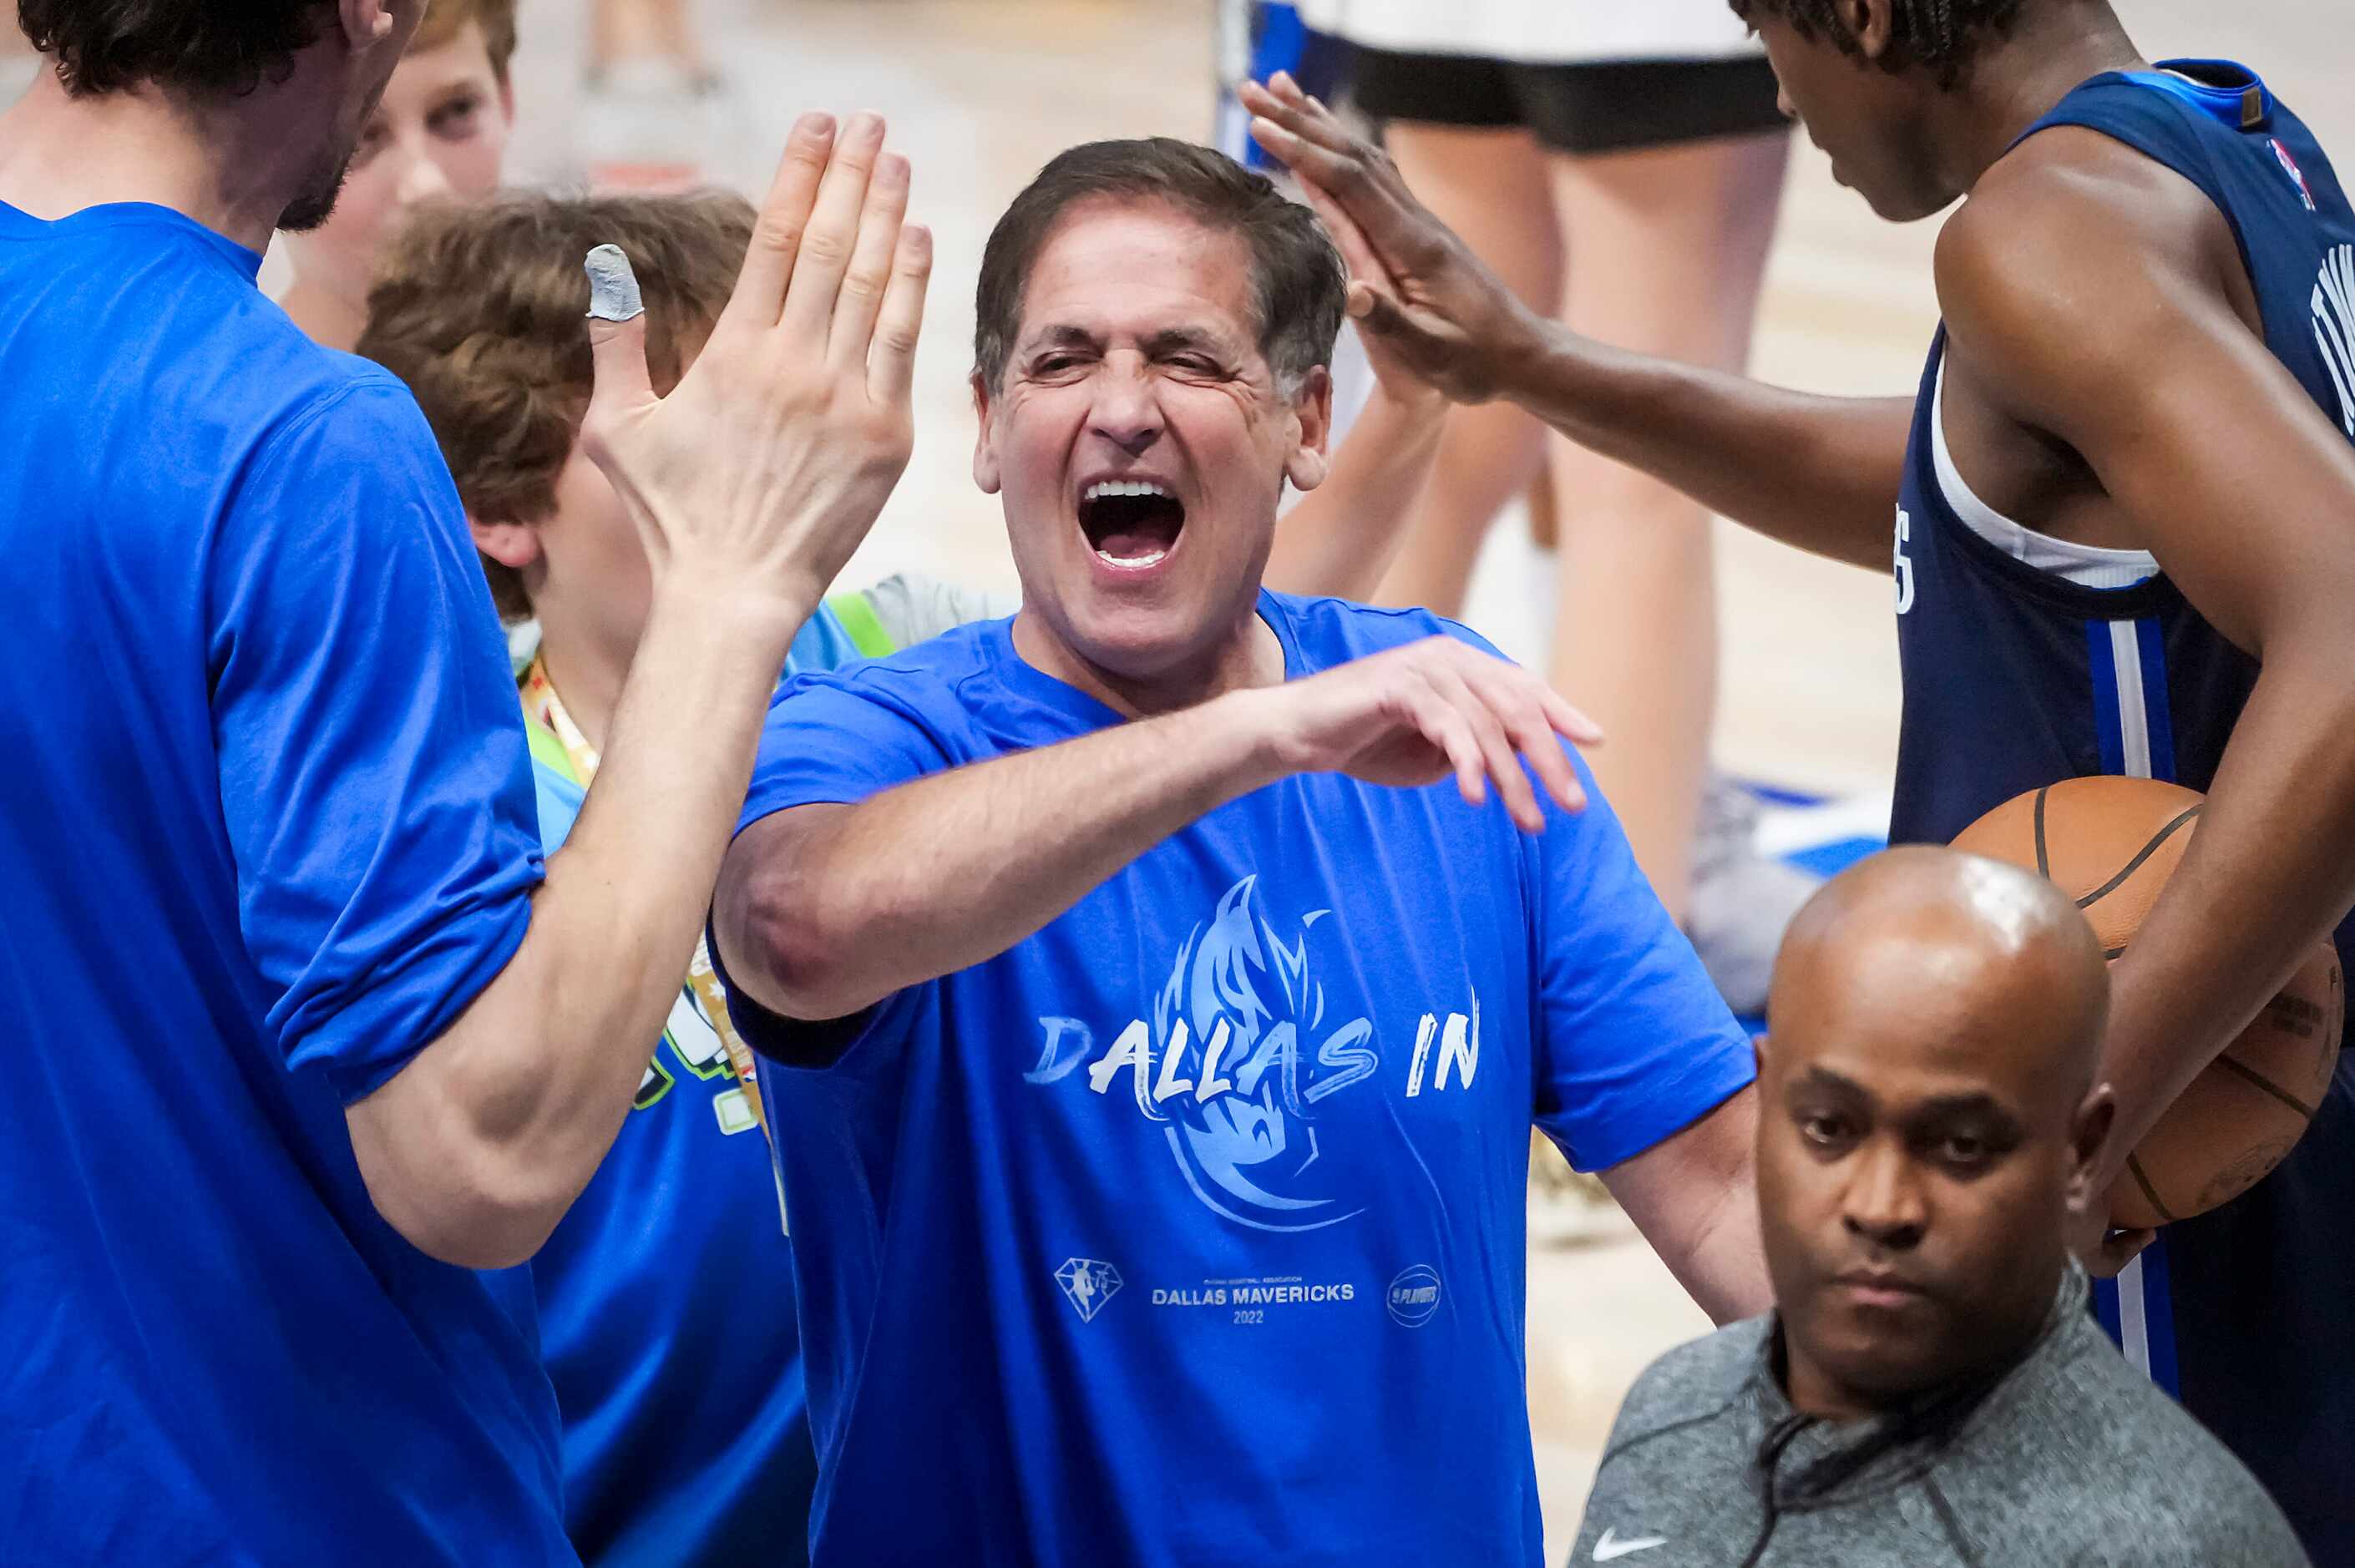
[1894,506,1917,616]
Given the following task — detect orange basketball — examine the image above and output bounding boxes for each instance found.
[1952,776,2342,1229]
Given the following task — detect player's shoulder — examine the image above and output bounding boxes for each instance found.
[1600,1317,1766,1456]
[1939,127,2223,327]
[1264,590,1509,670]
[63,209,434,455]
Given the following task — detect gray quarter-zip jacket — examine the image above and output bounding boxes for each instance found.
[1570,1267,2307,1567]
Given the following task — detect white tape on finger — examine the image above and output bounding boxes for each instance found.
[584,244,646,322]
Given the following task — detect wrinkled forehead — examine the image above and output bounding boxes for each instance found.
[1011,199,1263,356]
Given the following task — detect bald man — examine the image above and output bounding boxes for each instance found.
[1568,847,2302,1566]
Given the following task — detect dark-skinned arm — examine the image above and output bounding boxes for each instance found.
[1937,148,2355,1215]
[1240,73,1911,572]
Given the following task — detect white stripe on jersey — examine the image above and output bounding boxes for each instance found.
[2116,1255,2154,1378]
[2110,620,2155,780]
[2094,617,2160,1383]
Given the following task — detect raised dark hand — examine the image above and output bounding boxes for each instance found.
[1241,73,1548,406]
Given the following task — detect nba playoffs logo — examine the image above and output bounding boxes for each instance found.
[1054,1258,1124,1323]
[1386,1265,1442,1327]
[2272,139,2319,212]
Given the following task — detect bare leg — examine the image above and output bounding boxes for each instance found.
[1545,131,1790,921]
[589,0,712,83]
[1371,123,1562,616]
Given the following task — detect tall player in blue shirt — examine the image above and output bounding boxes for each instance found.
[1245,2,2355,1557]
[709,137,1772,1566]
[0,0,932,1550]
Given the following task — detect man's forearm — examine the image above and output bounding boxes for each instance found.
[1264,387,1444,601]
[1675,1166,1775,1327]
[347,578,808,1268]
[1502,326,1913,573]
[1599,1088,1771,1326]
[723,688,1289,1022]
[2099,655,2355,1171]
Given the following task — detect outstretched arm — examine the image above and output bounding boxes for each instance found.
[1242,74,1911,572]
[1938,141,2355,1241]
[343,116,930,1269]
[717,636,1600,1022]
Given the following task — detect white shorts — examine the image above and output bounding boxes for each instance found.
[1291,0,1763,65]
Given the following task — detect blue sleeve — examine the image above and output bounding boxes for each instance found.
[721,670,960,1068]
[1529,758,1756,1171]
[208,379,542,1104]
[1401,614,1753,1168]
[736,670,957,834]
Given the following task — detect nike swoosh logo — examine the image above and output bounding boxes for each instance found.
[1594,1527,1669,1561]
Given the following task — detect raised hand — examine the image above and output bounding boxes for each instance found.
[577,111,933,624]
[1252,637,1604,833]
[1240,73,1547,407]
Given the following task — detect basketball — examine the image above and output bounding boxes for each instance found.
[1952,777,2342,1228]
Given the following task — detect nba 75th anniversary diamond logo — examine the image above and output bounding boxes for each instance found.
[1054,1258,1123,1323]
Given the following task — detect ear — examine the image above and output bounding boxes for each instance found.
[339,0,399,48]
[1844,0,1896,64]
[1753,1032,1773,1076]
[972,371,1003,496]
[2064,1083,2119,1214]
[469,513,543,574]
[1281,365,1334,494]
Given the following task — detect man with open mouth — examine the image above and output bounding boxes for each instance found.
[706,135,1774,1565]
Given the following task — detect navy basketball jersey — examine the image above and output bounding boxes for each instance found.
[1890,60,2355,1560]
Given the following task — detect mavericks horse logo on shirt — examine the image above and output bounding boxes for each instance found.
[1026,876,1476,1234]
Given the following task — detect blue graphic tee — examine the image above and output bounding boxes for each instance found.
[717,591,1755,1567]
[0,200,560,1563]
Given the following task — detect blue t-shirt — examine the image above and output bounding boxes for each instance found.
[525,598,894,1568]
[717,591,1755,1567]
[0,200,561,1563]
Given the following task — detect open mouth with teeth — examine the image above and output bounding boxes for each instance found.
[1078,479,1187,570]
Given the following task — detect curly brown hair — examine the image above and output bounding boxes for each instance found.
[357,191,754,620]
[18,0,330,97]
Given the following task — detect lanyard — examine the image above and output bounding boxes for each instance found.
[522,658,770,1137]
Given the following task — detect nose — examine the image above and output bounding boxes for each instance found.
[1841,1141,1927,1252]
[1088,356,1163,460]
[394,146,455,210]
